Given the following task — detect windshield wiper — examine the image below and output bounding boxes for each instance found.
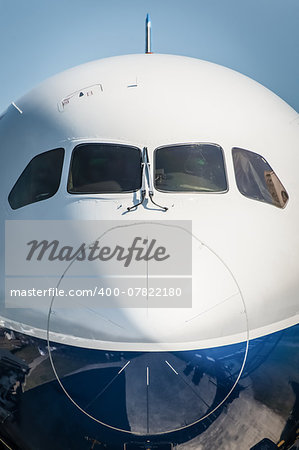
[144,147,168,211]
[127,158,146,211]
[127,147,168,212]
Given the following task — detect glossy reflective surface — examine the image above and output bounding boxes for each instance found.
[0,324,298,449]
[68,144,142,194]
[154,144,227,193]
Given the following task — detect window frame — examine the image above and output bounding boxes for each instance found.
[67,142,143,195]
[153,142,229,194]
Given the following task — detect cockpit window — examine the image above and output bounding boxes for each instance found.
[154,143,227,192]
[8,148,64,210]
[68,143,142,194]
[232,147,288,208]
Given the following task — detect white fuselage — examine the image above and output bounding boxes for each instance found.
[0,54,298,351]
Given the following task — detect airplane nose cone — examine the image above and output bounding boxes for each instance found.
[5,220,249,437]
[45,223,248,352]
[44,230,249,436]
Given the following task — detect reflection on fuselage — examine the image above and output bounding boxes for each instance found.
[0,324,298,449]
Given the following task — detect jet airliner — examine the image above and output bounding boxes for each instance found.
[0,14,298,450]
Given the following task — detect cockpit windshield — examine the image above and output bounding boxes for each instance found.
[68,143,142,194]
[154,143,227,192]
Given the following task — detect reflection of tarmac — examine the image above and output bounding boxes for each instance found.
[0,365,286,450]
[181,387,284,449]
[278,382,299,449]
[46,341,246,437]
[0,324,298,449]
[4,366,129,450]
[0,348,28,415]
[125,352,217,434]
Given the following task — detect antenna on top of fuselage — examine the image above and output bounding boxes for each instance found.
[145,13,152,54]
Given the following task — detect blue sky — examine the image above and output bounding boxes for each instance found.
[0,0,299,113]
